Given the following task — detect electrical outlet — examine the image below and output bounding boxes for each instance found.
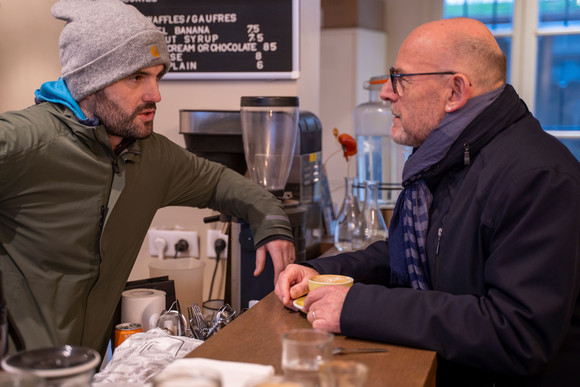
[207,229,228,259]
[148,228,199,258]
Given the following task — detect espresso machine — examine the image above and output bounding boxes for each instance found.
[179,101,322,312]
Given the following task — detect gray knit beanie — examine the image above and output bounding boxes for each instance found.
[52,0,170,101]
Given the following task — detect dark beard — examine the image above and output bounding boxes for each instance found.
[93,90,155,140]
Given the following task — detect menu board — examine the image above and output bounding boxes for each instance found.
[124,0,299,80]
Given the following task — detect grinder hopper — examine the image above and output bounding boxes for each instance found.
[240,96,299,194]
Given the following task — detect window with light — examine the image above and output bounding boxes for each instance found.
[443,0,580,160]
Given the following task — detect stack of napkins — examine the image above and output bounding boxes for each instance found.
[157,358,275,387]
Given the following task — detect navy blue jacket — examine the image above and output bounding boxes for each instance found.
[308,85,580,386]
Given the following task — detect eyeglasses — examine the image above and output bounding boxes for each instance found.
[389,66,456,95]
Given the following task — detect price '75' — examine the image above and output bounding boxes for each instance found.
[247,24,260,33]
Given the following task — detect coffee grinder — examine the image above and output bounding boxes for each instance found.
[179,98,321,312]
[230,96,306,311]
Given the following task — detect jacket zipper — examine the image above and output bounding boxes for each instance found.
[83,141,118,343]
[464,143,471,166]
[98,158,120,232]
[435,227,443,254]
[98,205,109,230]
[434,227,443,289]
[111,158,120,174]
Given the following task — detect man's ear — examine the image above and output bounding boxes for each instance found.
[444,74,471,113]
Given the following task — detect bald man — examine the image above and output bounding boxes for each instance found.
[275,18,580,386]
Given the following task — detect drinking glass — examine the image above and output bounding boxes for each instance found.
[319,360,368,387]
[245,375,305,387]
[281,329,334,387]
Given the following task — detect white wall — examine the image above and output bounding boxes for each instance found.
[0,0,63,111]
[319,28,387,202]
[383,0,443,66]
[0,0,321,303]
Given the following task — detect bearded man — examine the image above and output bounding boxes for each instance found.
[0,0,295,357]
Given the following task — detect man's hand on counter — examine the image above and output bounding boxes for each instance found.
[303,285,346,334]
[274,263,345,334]
[274,263,318,309]
[254,239,296,284]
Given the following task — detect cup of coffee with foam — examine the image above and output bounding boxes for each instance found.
[308,275,354,291]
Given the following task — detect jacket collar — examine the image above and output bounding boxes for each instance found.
[403,86,504,185]
[36,80,142,160]
[422,84,529,185]
[49,102,142,161]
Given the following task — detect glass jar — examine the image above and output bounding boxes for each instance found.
[362,181,388,246]
[354,75,408,207]
[334,177,366,252]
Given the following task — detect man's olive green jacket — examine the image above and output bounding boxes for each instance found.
[0,102,293,354]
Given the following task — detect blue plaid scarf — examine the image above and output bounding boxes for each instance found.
[388,87,504,289]
[397,179,433,289]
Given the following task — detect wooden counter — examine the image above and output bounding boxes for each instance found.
[187,292,437,387]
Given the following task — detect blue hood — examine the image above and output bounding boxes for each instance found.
[35,79,98,126]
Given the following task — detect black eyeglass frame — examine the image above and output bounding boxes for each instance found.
[389,66,456,95]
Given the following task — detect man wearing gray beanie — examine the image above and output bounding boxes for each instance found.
[0,0,296,358]
[54,0,171,101]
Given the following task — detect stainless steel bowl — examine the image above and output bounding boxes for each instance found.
[1,345,100,385]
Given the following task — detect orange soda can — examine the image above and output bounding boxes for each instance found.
[114,322,142,348]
